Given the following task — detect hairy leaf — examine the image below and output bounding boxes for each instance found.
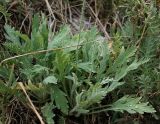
[109,95,156,114]
[41,102,55,124]
[43,76,57,84]
[51,86,69,114]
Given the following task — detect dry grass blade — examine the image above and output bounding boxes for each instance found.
[18,82,45,124]
[0,43,87,65]
[86,1,113,49]
[44,0,56,20]
[86,2,111,40]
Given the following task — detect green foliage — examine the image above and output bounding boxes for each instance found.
[51,86,69,115]
[41,102,55,124]
[43,76,57,84]
[110,95,156,114]
[0,9,159,123]
[70,78,124,116]
[0,80,10,94]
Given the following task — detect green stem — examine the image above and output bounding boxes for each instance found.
[87,108,112,115]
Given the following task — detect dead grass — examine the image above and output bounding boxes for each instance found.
[0,0,116,41]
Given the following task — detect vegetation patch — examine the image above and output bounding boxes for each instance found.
[0,0,160,124]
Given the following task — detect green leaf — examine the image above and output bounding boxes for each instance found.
[109,95,156,114]
[30,30,46,52]
[26,81,48,100]
[14,31,31,43]
[0,80,10,94]
[41,102,55,124]
[122,21,134,38]
[71,82,107,116]
[21,64,49,80]
[32,13,40,33]
[74,82,108,111]
[39,13,49,44]
[4,24,20,43]
[101,78,124,94]
[54,51,71,80]
[77,62,95,73]
[71,78,124,116]
[0,67,9,80]
[43,76,57,84]
[31,65,49,73]
[48,25,70,49]
[115,58,149,81]
[113,46,137,68]
[51,86,69,114]
[65,73,81,98]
